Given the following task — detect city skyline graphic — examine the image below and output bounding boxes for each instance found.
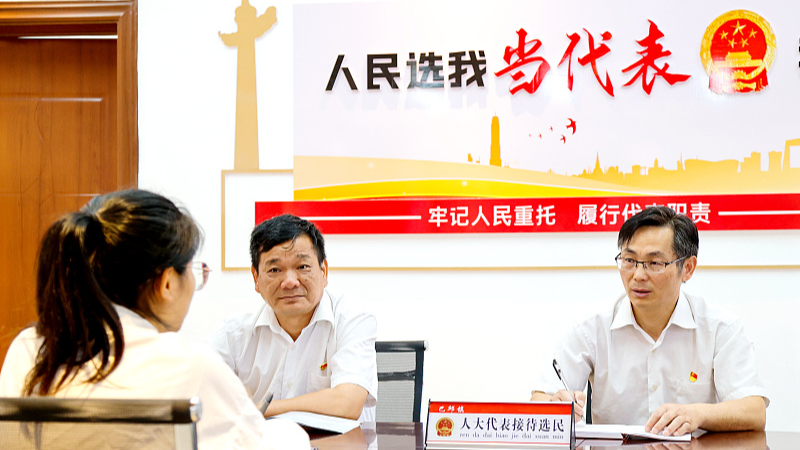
[294,115,800,200]
[478,115,799,192]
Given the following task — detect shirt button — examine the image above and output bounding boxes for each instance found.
[288,382,293,388]
[651,384,658,391]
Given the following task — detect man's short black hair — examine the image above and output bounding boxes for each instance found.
[617,206,699,264]
[250,214,326,271]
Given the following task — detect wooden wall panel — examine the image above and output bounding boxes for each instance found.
[0,37,120,369]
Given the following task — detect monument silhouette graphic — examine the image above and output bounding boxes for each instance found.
[220,0,277,170]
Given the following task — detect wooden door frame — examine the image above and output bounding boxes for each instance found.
[0,1,138,187]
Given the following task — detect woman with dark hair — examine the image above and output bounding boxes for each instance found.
[0,189,308,449]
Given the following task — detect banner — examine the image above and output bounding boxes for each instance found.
[292,2,800,231]
[256,193,800,234]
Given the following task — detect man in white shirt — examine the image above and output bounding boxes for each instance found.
[209,214,378,421]
[531,206,767,436]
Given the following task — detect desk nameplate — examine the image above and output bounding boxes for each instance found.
[425,401,574,449]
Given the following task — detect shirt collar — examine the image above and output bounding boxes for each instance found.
[669,291,697,330]
[112,303,159,332]
[309,290,334,326]
[610,291,697,331]
[610,294,636,330]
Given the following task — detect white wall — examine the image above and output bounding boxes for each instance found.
[137,0,800,432]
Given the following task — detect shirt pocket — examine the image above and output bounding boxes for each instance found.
[307,370,331,393]
[675,379,715,405]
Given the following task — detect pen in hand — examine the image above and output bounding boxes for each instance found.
[258,391,274,415]
[552,359,583,418]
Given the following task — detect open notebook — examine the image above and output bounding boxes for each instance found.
[273,411,360,434]
[577,424,691,442]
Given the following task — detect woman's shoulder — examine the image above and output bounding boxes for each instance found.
[4,327,42,363]
[117,318,231,381]
[150,331,229,370]
[0,327,42,396]
[109,328,238,399]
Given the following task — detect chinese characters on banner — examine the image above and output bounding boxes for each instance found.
[425,401,573,448]
[327,51,487,91]
[255,193,800,234]
[329,20,691,96]
[495,20,690,96]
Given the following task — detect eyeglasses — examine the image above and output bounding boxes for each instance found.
[190,262,211,291]
[614,253,687,274]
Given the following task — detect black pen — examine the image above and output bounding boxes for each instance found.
[552,359,579,406]
[258,391,274,415]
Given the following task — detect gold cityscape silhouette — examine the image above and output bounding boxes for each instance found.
[478,115,799,194]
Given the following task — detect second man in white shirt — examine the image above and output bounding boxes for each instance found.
[209,214,378,421]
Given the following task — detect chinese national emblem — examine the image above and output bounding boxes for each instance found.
[436,417,454,437]
[701,10,776,94]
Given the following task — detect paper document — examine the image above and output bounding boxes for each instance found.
[273,411,360,434]
[577,424,691,442]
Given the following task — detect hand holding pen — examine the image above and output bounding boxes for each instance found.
[552,359,587,421]
[257,392,274,417]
